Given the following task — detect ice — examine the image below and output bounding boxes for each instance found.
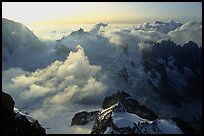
[112,111,152,128]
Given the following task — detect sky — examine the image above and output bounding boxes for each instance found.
[2,2,202,26]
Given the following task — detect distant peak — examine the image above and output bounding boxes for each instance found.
[168,19,175,22]
[78,28,84,32]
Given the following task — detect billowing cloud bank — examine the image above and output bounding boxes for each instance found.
[3,20,202,112]
[168,21,202,47]
[90,22,108,35]
[104,20,202,47]
[3,45,107,120]
[2,20,202,133]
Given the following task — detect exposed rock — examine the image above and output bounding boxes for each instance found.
[141,39,202,107]
[71,91,200,134]
[91,98,180,134]
[102,91,158,120]
[55,43,71,56]
[172,117,202,134]
[2,91,46,134]
[118,67,129,83]
[2,91,15,114]
[71,111,98,125]
[122,45,128,56]
[71,91,185,134]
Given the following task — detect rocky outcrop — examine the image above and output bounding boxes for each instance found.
[142,39,202,107]
[172,117,202,134]
[102,91,158,120]
[91,91,202,134]
[55,43,71,56]
[91,91,160,134]
[2,91,46,134]
[71,111,98,125]
[118,67,129,83]
[2,91,15,114]
[71,91,198,134]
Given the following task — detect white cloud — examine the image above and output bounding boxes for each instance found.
[11,74,37,89]
[104,25,170,49]
[138,42,153,50]
[3,45,107,120]
[133,20,182,34]
[2,20,202,133]
[90,22,108,35]
[81,77,107,97]
[20,84,52,100]
[168,21,202,47]
[49,85,80,105]
[30,109,48,121]
[57,45,101,80]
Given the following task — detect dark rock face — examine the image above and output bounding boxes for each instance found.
[55,43,71,56]
[71,91,159,134]
[142,39,202,79]
[72,91,199,134]
[91,91,159,134]
[172,117,202,134]
[2,91,15,114]
[142,39,202,107]
[71,111,98,125]
[102,91,158,121]
[91,112,113,134]
[13,114,46,134]
[118,67,129,83]
[2,91,16,134]
[2,91,46,134]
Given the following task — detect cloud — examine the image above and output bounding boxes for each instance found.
[81,77,106,97]
[2,20,202,133]
[30,109,48,121]
[3,45,107,120]
[20,84,52,100]
[72,126,92,134]
[103,25,170,55]
[168,21,202,47]
[133,20,182,34]
[90,22,108,35]
[138,41,153,50]
[11,74,38,89]
[9,20,190,110]
[57,45,101,80]
[2,68,30,103]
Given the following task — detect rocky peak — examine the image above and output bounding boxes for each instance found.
[71,91,200,134]
[2,91,46,134]
[71,111,98,125]
[102,91,158,121]
[2,91,15,114]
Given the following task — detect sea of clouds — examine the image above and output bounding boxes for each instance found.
[2,20,202,133]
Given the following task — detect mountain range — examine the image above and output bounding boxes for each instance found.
[2,18,202,134]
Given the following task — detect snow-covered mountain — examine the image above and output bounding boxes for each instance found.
[142,39,202,106]
[71,91,200,134]
[2,18,66,71]
[141,39,202,128]
[2,19,202,134]
[133,20,182,34]
[2,18,46,58]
